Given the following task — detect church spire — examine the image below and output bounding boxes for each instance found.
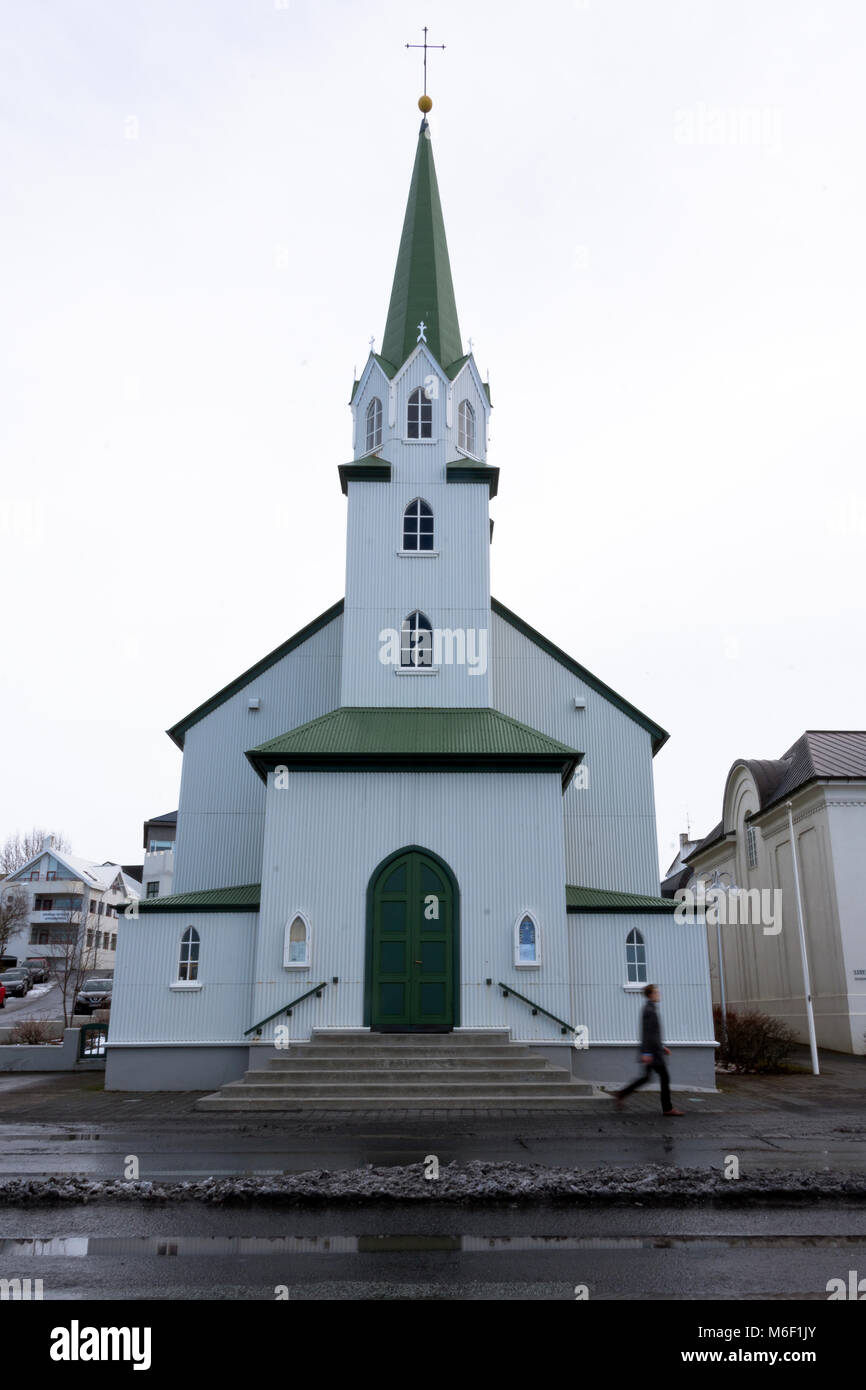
[379,118,463,374]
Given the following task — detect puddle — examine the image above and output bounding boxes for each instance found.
[2,1233,865,1258]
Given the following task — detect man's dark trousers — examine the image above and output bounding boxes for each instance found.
[619,1057,672,1112]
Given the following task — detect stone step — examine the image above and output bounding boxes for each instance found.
[219,1077,584,1097]
[234,1068,572,1088]
[197,1091,594,1111]
[307,1030,514,1045]
[264,1045,547,1061]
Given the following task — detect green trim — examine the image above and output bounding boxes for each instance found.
[364,845,460,1030]
[381,122,463,372]
[490,598,670,755]
[245,982,328,1036]
[446,461,499,497]
[166,601,344,749]
[497,982,574,1035]
[338,456,392,495]
[566,884,677,914]
[137,883,261,913]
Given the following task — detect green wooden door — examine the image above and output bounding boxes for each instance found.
[370,850,455,1030]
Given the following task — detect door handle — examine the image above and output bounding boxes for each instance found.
[414,960,422,964]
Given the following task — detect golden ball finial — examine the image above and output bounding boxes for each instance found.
[418,94,433,113]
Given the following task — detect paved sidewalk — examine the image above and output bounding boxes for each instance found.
[0,1047,862,1179]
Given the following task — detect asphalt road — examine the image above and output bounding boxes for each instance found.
[1,980,63,1020]
[1,1202,864,1299]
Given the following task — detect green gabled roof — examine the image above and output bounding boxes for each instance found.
[491,599,669,755]
[380,120,463,373]
[566,885,677,914]
[138,883,261,913]
[247,706,583,787]
[165,598,667,756]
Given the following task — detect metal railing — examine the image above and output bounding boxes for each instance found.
[245,982,329,1037]
[78,1023,108,1058]
[496,981,575,1036]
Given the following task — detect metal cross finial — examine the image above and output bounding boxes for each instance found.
[405,26,445,96]
[468,337,474,354]
[417,321,427,343]
[369,335,375,351]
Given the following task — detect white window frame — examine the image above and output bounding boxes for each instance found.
[401,498,435,554]
[284,911,311,970]
[457,398,476,455]
[400,610,434,668]
[365,396,383,452]
[513,910,541,968]
[624,927,647,987]
[174,926,201,987]
[406,386,434,440]
[746,822,758,869]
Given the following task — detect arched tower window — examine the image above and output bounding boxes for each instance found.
[457,398,476,454]
[626,928,647,984]
[407,386,433,439]
[284,913,310,969]
[401,610,433,667]
[514,912,540,967]
[365,397,382,452]
[403,498,434,552]
[178,927,200,982]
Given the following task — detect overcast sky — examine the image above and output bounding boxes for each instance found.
[2,0,864,874]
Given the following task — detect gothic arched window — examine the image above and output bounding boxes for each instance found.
[284,913,310,969]
[626,928,646,984]
[457,398,476,454]
[407,386,433,439]
[514,912,540,967]
[178,927,200,982]
[366,397,382,452]
[402,498,434,552]
[401,610,433,667]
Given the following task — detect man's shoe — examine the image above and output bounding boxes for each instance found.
[663,1107,684,1116]
[612,1090,625,1110]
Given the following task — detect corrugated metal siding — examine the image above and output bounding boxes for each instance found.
[173,615,342,894]
[568,912,715,1044]
[352,354,489,464]
[110,911,257,1044]
[489,611,660,895]
[252,769,571,1043]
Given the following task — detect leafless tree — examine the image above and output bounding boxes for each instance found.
[0,888,29,960]
[0,828,71,876]
[49,911,102,1027]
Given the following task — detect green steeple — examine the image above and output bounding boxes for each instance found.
[380,119,463,373]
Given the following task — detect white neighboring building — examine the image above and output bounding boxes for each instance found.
[1,836,141,974]
[684,731,866,1055]
[141,811,176,902]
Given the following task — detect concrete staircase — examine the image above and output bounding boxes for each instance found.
[196,1029,595,1111]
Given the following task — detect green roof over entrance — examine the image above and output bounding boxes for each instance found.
[247,706,583,788]
[566,885,677,914]
[379,120,463,373]
[137,883,261,913]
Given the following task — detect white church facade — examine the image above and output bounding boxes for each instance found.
[106,109,715,1094]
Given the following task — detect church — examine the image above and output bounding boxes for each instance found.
[106,96,715,1099]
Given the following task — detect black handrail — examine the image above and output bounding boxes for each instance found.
[245,982,328,1036]
[496,981,575,1036]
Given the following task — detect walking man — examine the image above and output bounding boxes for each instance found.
[614,983,683,1115]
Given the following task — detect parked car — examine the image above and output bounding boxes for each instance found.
[0,970,29,998]
[0,982,6,1009]
[22,957,50,983]
[74,978,113,1015]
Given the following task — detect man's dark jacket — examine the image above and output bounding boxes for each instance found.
[639,1000,664,1061]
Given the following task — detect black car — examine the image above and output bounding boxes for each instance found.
[22,956,50,983]
[74,978,113,1015]
[0,970,29,998]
